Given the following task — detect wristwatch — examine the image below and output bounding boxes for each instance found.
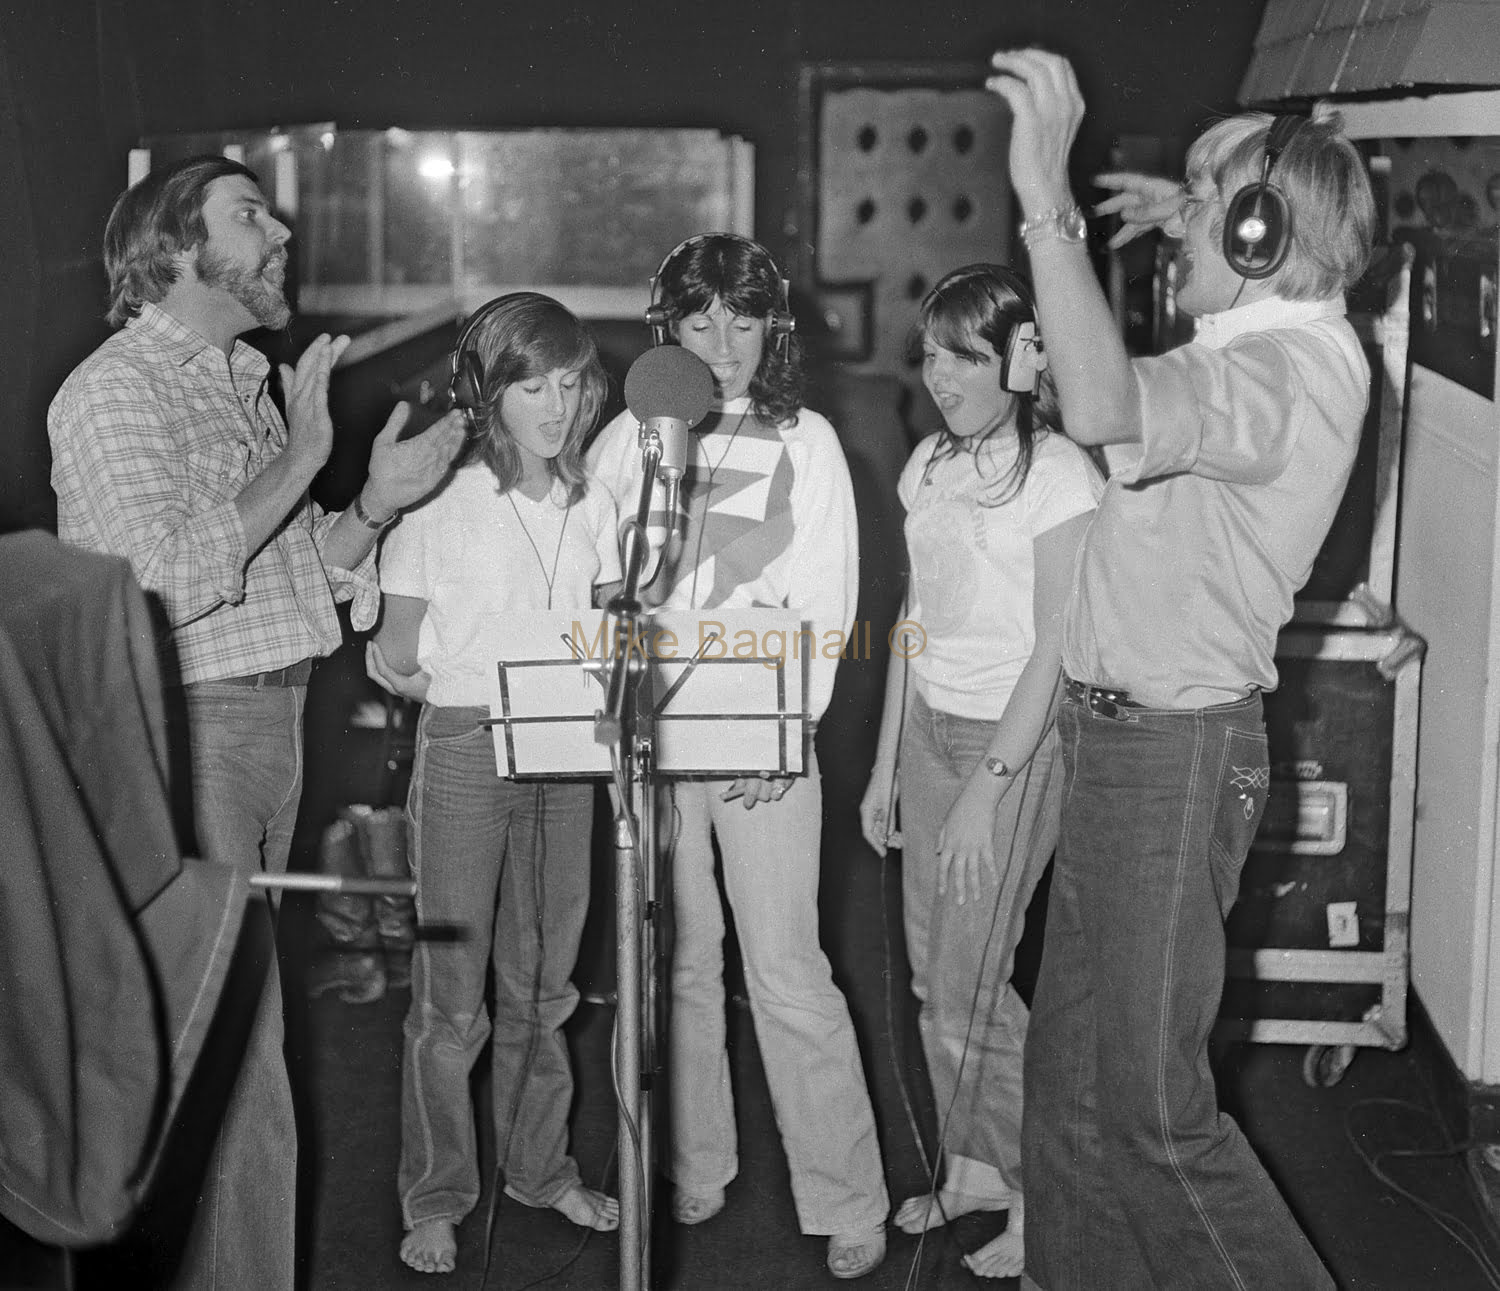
[1020,203,1088,249]
[983,755,1012,778]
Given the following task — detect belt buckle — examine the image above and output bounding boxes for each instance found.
[1093,692,1126,721]
[1087,686,1134,722]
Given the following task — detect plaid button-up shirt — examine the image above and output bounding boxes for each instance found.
[48,303,378,684]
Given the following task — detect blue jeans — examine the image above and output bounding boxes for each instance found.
[664,753,889,1236]
[399,705,593,1227]
[1023,688,1333,1290]
[899,694,1060,1203]
[157,681,302,1291]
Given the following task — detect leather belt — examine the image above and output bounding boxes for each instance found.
[1064,676,1144,721]
[216,659,315,688]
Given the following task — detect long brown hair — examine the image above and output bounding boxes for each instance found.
[461,292,608,503]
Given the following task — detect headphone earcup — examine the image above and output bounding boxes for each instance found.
[1222,181,1292,280]
[644,302,671,347]
[450,349,486,426]
[1001,320,1043,395]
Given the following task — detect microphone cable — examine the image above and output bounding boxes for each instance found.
[608,743,651,1285]
[480,780,620,1291]
[480,779,551,1290]
[881,672,1061,1290]
[902,753,1038,1291]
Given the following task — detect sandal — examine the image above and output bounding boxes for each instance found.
[827,1226,886,1280]
[670,1187,725,1226]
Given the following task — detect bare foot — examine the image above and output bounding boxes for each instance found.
[962,1224,1024,1279]
[962,1198,1025,1280]
[399,1218,457,1274]
[504,1182,620,1232]
[893,1188,1006,1235]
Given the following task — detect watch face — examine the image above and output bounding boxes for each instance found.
[984,756,1010,777]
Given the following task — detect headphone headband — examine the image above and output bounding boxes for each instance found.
[448,294,524,431]
[1261,113,1305,178]
[645,233,795,350]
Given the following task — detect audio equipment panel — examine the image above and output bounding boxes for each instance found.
[1217,626,1423,1086]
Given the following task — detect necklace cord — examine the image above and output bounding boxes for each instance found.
[506,484,572,611]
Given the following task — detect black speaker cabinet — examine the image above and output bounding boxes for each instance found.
[1217,626,1423,1082]
[1293,249,1411,627]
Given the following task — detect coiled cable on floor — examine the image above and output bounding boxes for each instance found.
[1344,1095,1500,1288]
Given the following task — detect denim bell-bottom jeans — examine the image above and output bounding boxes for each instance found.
[149,680,302,1291]
[399,705,593,1230]
[664,753,890,1236]
[1022,688,1333,1290]
[899,693,1061,1206]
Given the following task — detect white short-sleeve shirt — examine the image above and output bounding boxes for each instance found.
[900,429,1101,720]
[379,463,620,706]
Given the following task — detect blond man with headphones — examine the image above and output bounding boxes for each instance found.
[984,50,1376,1291]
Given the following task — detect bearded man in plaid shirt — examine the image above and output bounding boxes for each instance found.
[48,153,463,1291]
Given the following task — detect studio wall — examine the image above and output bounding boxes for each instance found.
[0,0,1264,532]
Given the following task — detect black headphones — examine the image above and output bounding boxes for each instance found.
[1222,114,1305,281]
[445,294,518,433]
[922,265,1048,396]
[644,233,796,352]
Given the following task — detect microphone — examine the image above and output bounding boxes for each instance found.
[623,347,715,534]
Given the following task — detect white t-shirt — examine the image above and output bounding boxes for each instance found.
[379,463,621,706]
[900,429,1101,721]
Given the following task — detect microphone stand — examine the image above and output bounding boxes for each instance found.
[596,436,665,1291]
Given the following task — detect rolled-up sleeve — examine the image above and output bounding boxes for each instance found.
[48,367,249,628]
[312,508,381,630]
[1127,334,1301,486]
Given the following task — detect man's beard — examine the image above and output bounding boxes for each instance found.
[195,245,291,330]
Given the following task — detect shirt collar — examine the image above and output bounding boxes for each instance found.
[126,301,271,379]
[1192,295,1346,351]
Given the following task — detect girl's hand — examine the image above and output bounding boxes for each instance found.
[936,776,1008,906]
[365,640,430,703]
[860,762,902,857]
[719,774,792,811]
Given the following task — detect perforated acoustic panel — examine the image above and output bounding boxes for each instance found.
[815,83,1011,384]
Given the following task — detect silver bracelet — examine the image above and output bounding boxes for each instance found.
[352,491,397,532]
